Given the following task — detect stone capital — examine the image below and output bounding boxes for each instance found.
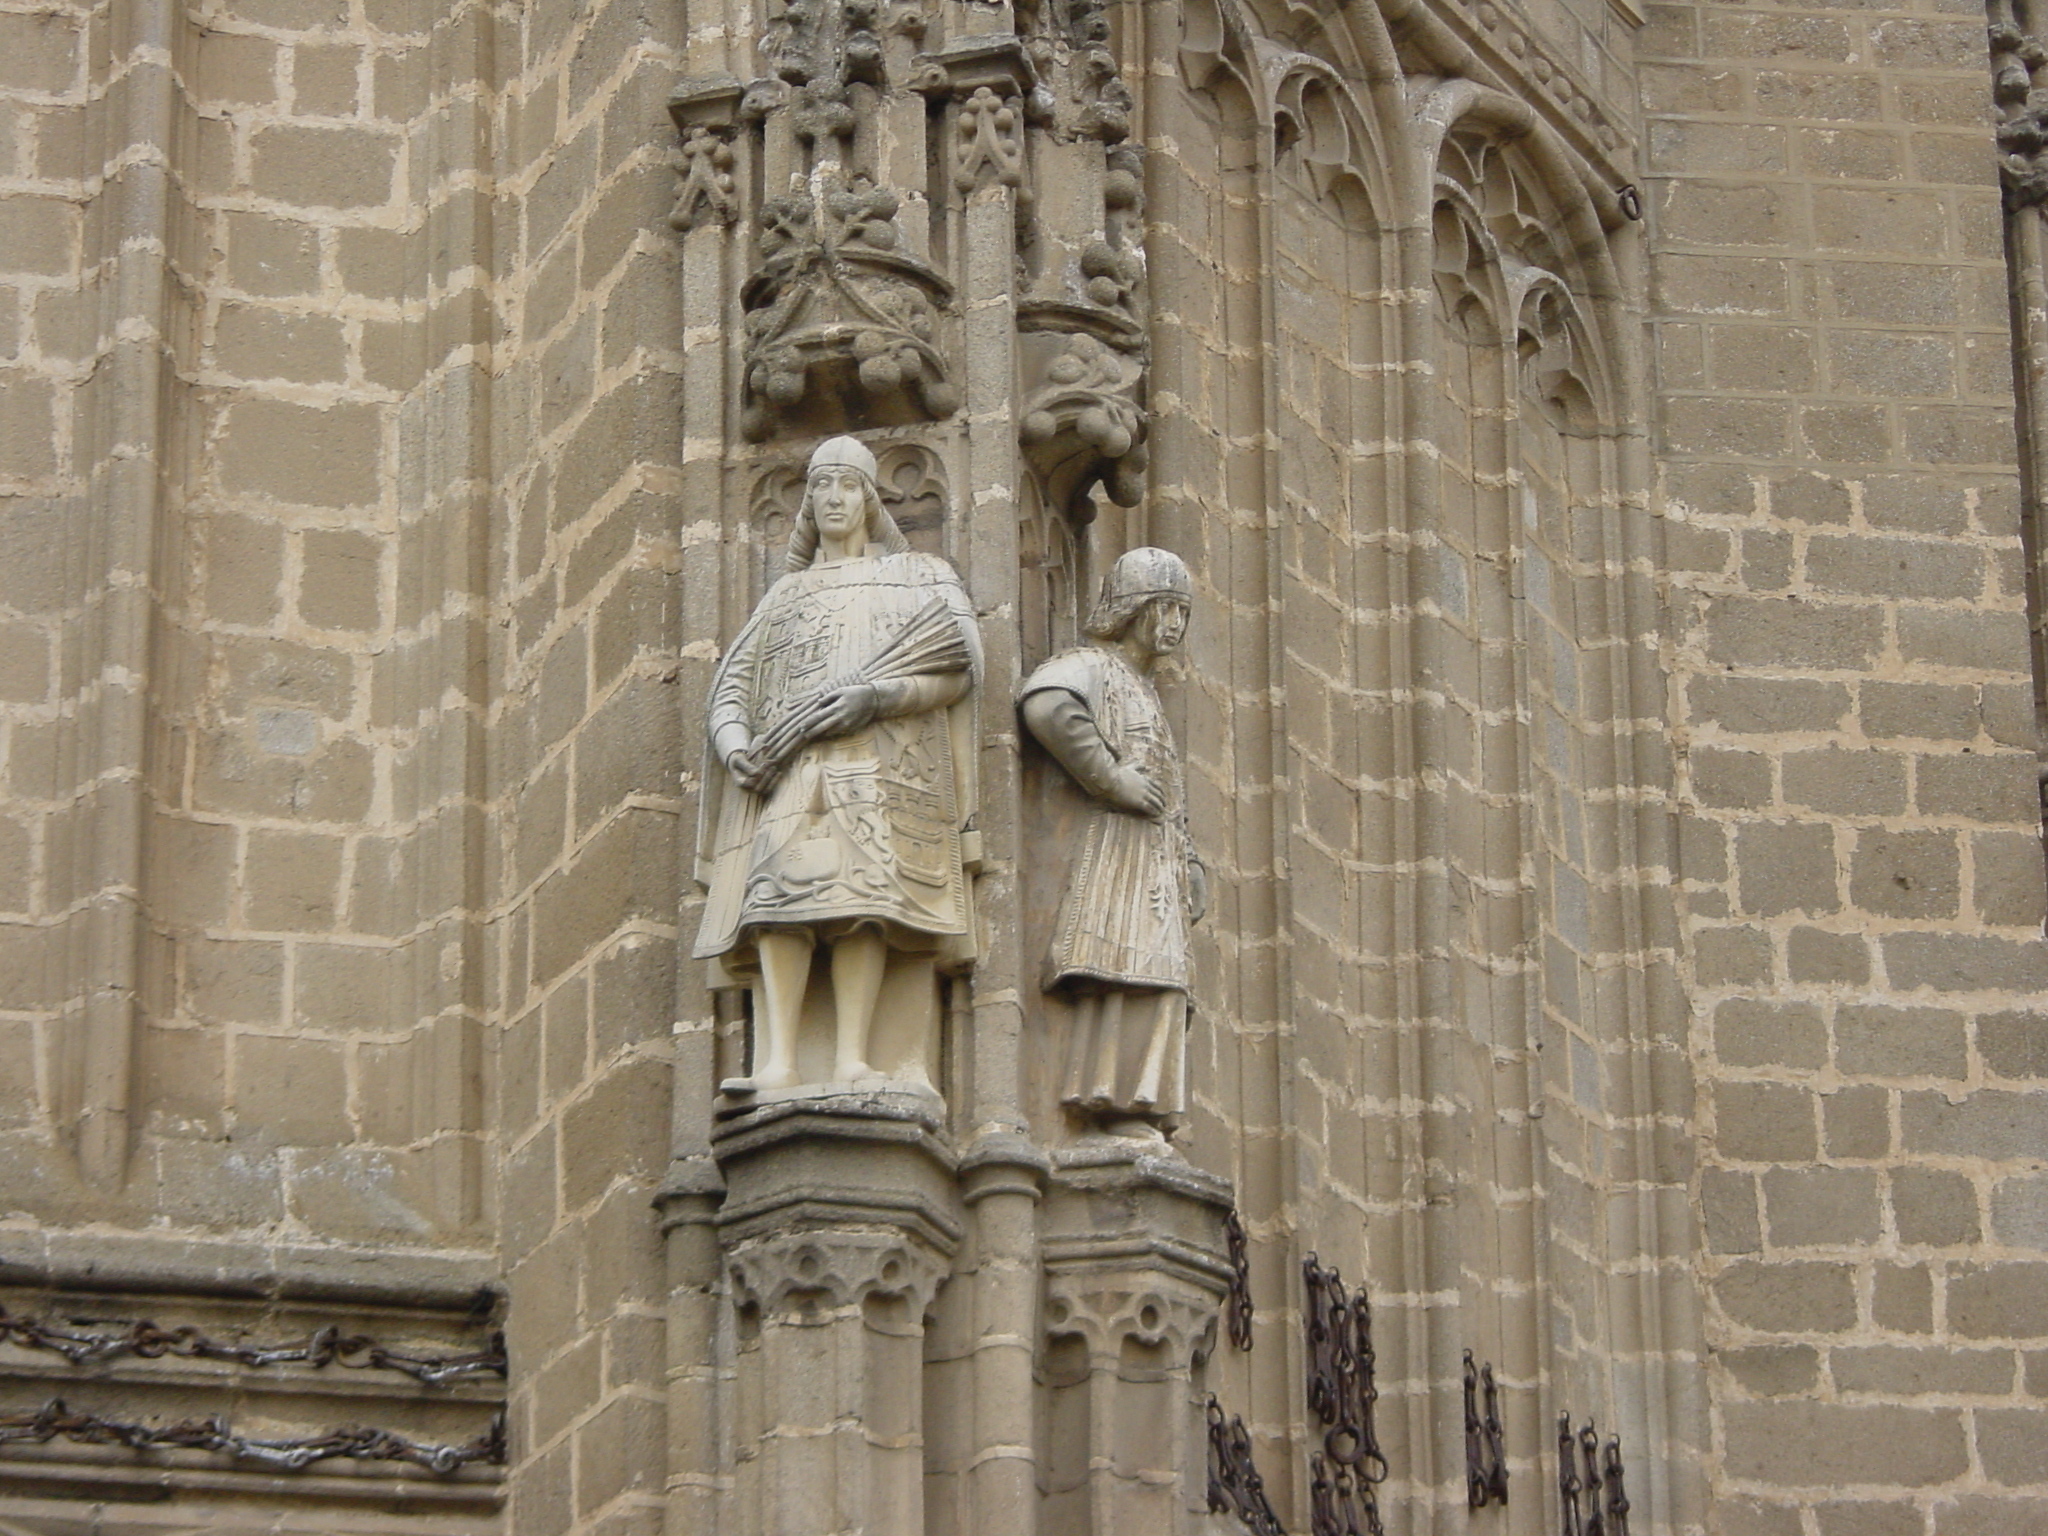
[910,34,1036,102]
[1040,1146,1235,1368]
[1043,1271,1221,1366]
[727,1227,951,1320]
[667,75,745,136]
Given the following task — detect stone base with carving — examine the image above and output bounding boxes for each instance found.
[712,1088,963,1536]
[1040,1142,1234,1536]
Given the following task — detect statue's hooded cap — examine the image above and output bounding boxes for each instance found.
[1083,546,1193,641]
[807,434,879,485]
[786,435,906,571]
[1101,547,1192,605]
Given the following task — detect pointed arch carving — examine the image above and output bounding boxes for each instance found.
[1161,6,1697,1533]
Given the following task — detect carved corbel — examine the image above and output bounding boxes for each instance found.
[1017,144,1150,518]
[730,2,967,443]
[737,181,960,440]
[1018,318,1147,515]
[1015,80,1151,519]
[1992,23,2048,209]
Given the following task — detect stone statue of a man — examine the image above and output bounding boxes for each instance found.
[1019,547,1205,1140]
[696,435,980,1093]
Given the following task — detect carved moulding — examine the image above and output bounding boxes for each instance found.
[726,1228,949,1321]
[1039,1147,1235,1367]
[739,188,960,442]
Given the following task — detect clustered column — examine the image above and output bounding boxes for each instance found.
[658,3,1231,1536]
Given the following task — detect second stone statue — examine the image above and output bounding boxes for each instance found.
[1021,548,1206,1141]
[696,435,981,1096]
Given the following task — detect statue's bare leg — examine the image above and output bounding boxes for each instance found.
[831,928,888,1081]
[746,929,813,1089]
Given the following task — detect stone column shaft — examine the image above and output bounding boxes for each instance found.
[712,1094,963,1536]
[1041,1149,1233,1536]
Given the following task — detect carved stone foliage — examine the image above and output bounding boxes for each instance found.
[1019,316,1146,516]
[668,124,737,233]
[706,0,965,443]
[740,185,960,441]
[1017,0,1131,144]
[1992,22,2048,209]
[727,1229,948,1321]
[1017,137,1149,518]
[955,85,1026,193]
[755,0,889,160]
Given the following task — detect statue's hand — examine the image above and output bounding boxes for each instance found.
[728,746,781,796]
[802,682,882,741]
[1105,765,1166,818]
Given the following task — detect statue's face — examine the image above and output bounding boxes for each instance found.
[1138,597,1189,657]
[808,467,869,543]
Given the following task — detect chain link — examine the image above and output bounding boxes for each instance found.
[1303,1254,1385,1536]
[0,1305,505,1387]
[1206,1395,1286,1536]
[1463,1349,1509,1508]
[1557,1414,1629,1536]
[0,1398,504,1476]
[1223,1208,1254,1352]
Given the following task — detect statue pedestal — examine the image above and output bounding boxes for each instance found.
[1040,1143,1234,1536]
[713,1089,962,1536]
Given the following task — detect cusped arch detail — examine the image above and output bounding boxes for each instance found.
[1420,80,1624,423]
[1178,0,1416,224]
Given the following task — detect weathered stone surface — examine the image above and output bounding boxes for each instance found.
[0,0,2042,1532]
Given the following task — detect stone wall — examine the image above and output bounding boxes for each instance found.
[1644,0,2048,1530]
[0,0,682,1527]
[0,0,2043,1533]
[1151,5,1698,1533]
[483,0,682,1531]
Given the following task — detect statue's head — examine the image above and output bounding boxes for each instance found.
[1085,547,1192,653]
[786,435,909,571]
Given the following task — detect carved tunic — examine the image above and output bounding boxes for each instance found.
[695,551,979,961]
[1021,646,1195,995]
